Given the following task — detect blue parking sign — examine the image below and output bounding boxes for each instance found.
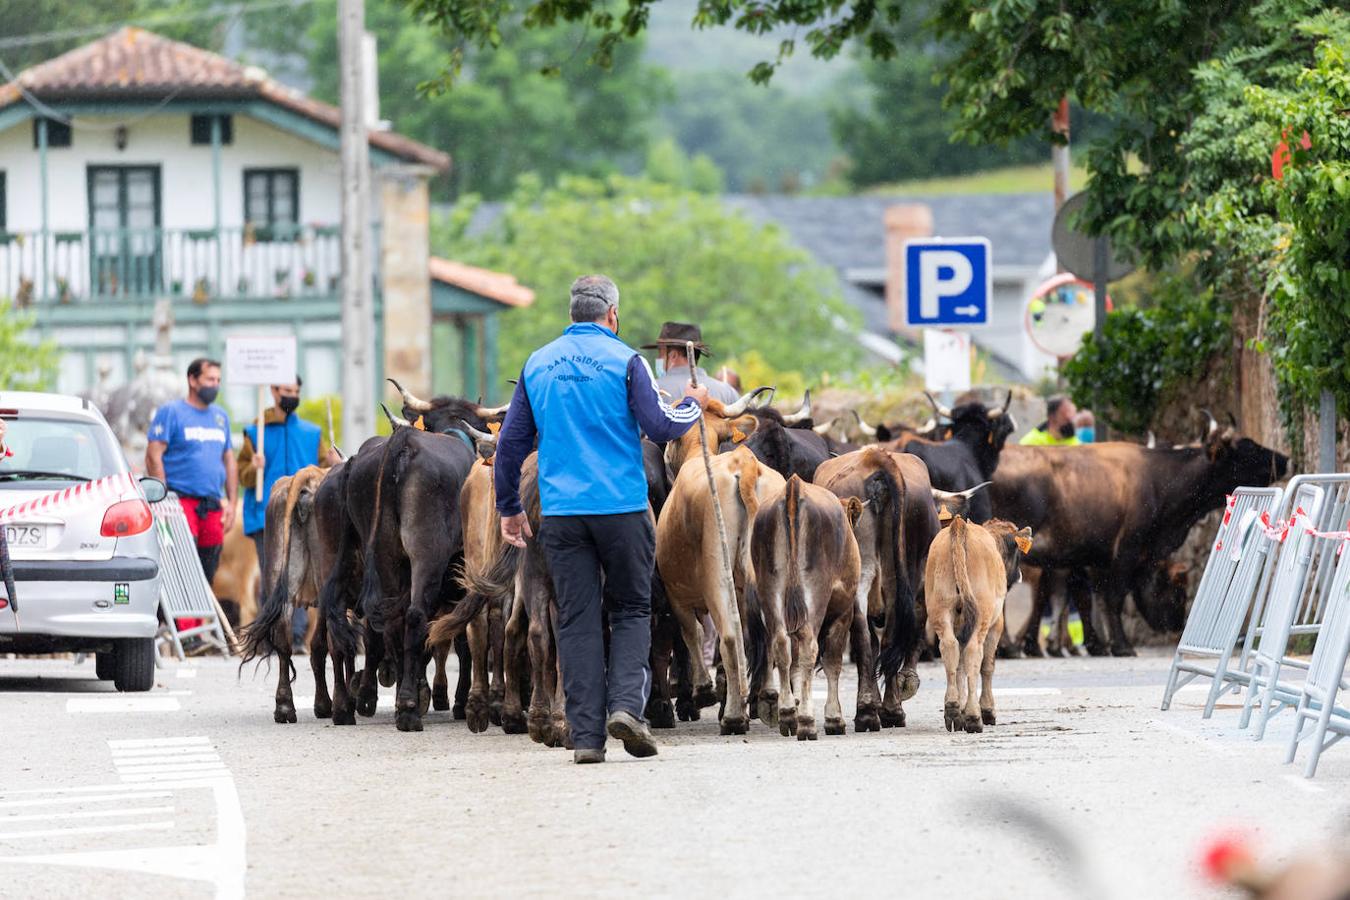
[904,238,991,327]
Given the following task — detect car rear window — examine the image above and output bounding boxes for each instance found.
[0,415,124,488]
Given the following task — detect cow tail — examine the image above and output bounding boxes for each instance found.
[238,477,302,681]
[361,431,408,635]
[950,517,977,646]
[425,588,491,649]
[745,578,768,698]
[320,504,361,661]
[461,542,521,607]
[783,474,806,633]
[872,458,917,681]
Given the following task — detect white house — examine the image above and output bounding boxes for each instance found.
[0,27,530,412]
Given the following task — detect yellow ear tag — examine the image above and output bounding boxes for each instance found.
[487,421,501,435]
[731,427,747,444]
[938,504,953,522]
[413,415,426,431]
[1015,535,1033,554]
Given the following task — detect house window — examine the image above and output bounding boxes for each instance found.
[243,168,299,240]
[32,117,72,149]
[190,114,233,146]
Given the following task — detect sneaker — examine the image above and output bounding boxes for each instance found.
[606,710,659,758]
[574,747,606,764]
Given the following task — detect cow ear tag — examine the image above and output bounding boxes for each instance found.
[938,504,953,522]
[413,415,426,431]
[487,421,501,435]
[731,427,747,443]
[1015,531,1033,554]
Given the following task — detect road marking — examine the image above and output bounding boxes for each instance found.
[0,792,172,809]
[0,806,174,824]
[115,762,227,774]
[997,687,1062,696]
[107,736,209,749]
[66,697,180,713]
[113,754,221,767]
[174,669,197,679]
[0,820,174,841]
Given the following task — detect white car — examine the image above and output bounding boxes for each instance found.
[0,391,166,691]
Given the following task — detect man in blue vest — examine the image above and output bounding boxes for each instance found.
[494,275,709,764]
[236,376,336,651]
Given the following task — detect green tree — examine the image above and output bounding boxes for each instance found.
[0,0,228,71]
[247,0,669,199]
[439,175,860,380]
[0,302,61,390]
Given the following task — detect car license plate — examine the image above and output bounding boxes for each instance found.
[4,524,45,547]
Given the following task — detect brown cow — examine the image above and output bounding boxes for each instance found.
[749,474,863,740]
[663,386,771,476]
[925,516,1031,733]
[814,447,940,730]
[657,445,785,734]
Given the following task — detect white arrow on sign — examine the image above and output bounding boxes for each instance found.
[954,305,981,316]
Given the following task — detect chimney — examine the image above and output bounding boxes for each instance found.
[884,204,933,333]
[361,32,389,131]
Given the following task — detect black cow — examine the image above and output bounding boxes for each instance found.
[890,391,1015,523]
[720,392,831,481]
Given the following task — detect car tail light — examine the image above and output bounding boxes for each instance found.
[0,598,7,610]
[101,499,153,538]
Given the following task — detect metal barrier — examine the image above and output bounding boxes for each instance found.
[152,492,230,660]
[1237,475,1350,738]
[1284,544,1350,777]
[1161,487,1285,714]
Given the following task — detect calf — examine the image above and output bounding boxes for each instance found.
[749,474,863,740]
[925,516,1032,733]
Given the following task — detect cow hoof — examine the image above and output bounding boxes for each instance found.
[488,703,503,727]
[880,707,906,728]
[693,684,718,709]
[377,659,398,688]
[347,670,363,698]
[719,716,749,736]
[313,698,333,719]
[1013,640,1036,659]
[797,718,818,741]
[432,686,451,712]
[1110,643,1138,658]
[963,715,983,734]
[527,713,552,745]
[758,690,780,726]
[356,693,378,718]
[944,703,961,733]
[647,699,676,730]
[824,719,846,736]
[899,668,921,701]
[274,704,297,724]
[466,696,490,733]
[779,712,797,737]
[981,709,996,726]
[558,724,574,750]
[1086,641,1110,657]
[395,709,424,733]
[416,683,432,717]
[452,704,467,720]
[854,711,881,733]
[333,706,356,726]
[501,711,528,734]
[676,698,701,722]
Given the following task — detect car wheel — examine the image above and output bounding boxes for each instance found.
[113,638,155,692]
[95,652,116,681]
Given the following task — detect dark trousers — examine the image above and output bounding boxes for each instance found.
[538,511,654,751]
[250,529,306,645]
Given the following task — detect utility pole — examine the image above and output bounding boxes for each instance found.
[338,0,375,446]
[1052,98,1071,238]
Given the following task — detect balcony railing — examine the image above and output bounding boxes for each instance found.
[0,224,347,305]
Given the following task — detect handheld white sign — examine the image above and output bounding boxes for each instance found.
[923,329,972,394]
[225,336,298,501]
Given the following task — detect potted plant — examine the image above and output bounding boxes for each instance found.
[55,276,73,304]
[171,278,183,295]
[16,277,33,309]
[273,267,291,298]
[192,277,210,304]
[302,268,316,289]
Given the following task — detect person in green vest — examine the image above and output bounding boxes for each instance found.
[1020,395,1081,446]
[237,376,338,652]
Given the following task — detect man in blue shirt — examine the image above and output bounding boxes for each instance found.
[146,358,239,587]
[495,275,709,763]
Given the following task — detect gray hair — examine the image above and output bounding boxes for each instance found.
[569,275,619,322]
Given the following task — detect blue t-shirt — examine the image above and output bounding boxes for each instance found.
[148,399,232,499]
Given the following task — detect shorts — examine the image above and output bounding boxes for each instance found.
[178,496,224,548]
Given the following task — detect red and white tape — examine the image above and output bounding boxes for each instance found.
[0,472,138,526]
[1255,506,1350,555]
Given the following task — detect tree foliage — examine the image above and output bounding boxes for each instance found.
[438,175,860,380]
[0,302,61,391]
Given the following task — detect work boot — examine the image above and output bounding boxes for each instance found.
[574,747,606,764]
[606,710,659,758]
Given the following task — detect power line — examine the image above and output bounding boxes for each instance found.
[0,0,317,51]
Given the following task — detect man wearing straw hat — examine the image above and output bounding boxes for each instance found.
[643,322,740,406]
[494,276,710,764]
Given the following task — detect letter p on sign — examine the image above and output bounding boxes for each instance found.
[918,250,973,320]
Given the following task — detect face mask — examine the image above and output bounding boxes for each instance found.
[1076,426,1094,444]
[1058,421,1075,439]
[197,386,219,405]
[279,396,300,415]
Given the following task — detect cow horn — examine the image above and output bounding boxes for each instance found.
[1201,409,1219,436]
[1147,431,1157,449]
[813,417,836,435]
[722,386,775,416]
[380,402,411,429]
[476,402,510,418]
[988,388,1012,418]
[918,417,937,435]
[782,390,812,425]
[458,419,496,445]
[387,378,433,412]
[851,409,877,437]
[753,387,777,408]
[924,390,954,419]
[930,481,992,504]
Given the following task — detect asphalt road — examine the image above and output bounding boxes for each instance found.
[1,648,1346,899]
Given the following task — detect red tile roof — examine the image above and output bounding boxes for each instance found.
[0,27,450,172]
[429,257,535,308]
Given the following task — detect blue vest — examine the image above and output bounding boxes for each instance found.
[242,413,322,535]
[523,322,647,516]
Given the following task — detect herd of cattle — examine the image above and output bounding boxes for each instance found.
[239,379,1289,744]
